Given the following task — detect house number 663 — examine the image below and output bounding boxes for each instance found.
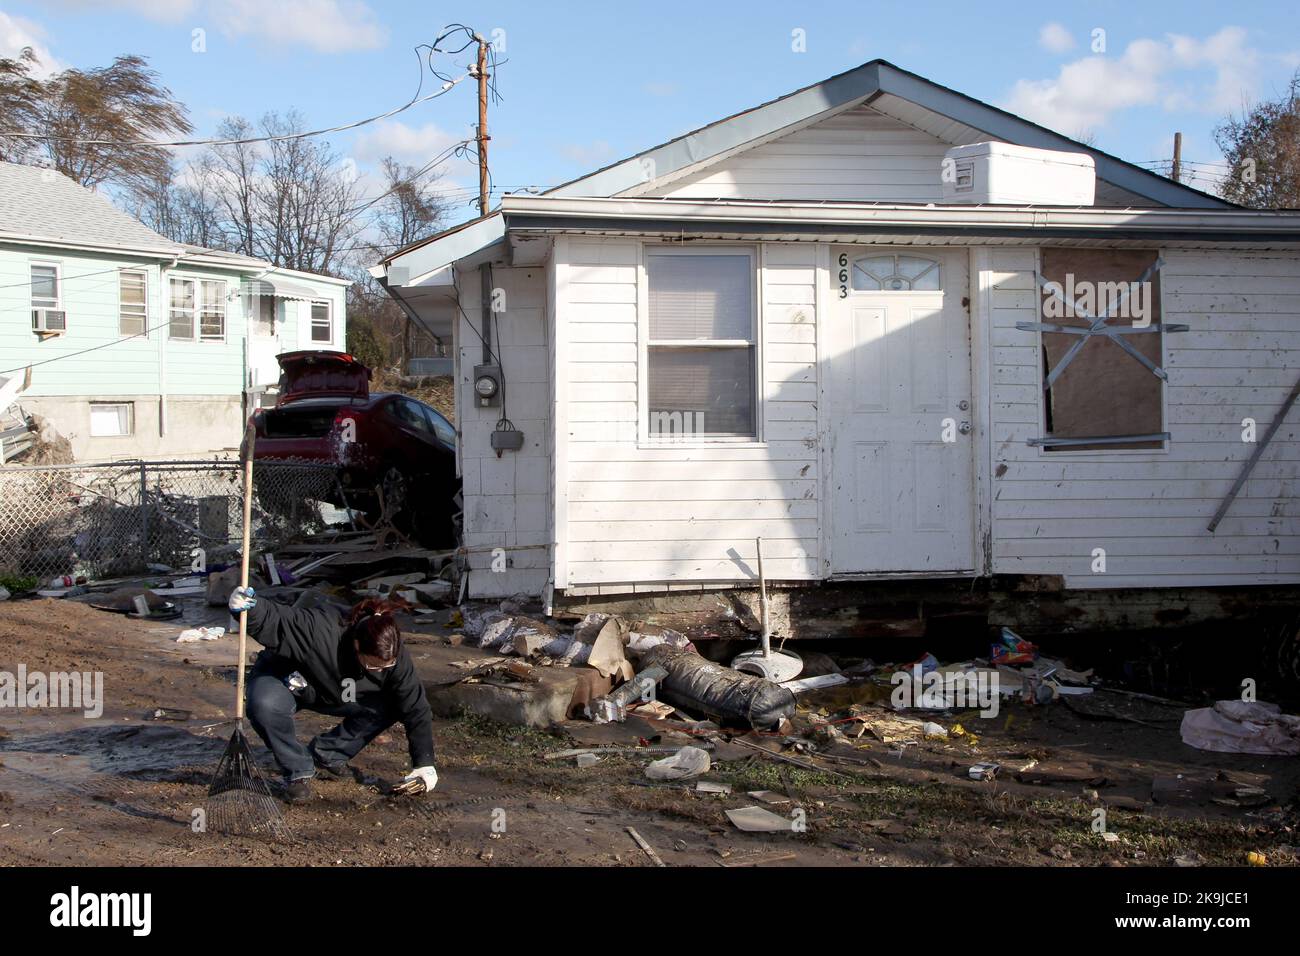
[838,253,849,298]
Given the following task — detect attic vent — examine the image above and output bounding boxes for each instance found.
[954,160,975,192]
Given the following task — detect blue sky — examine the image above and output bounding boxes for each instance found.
[2,0,1298,223]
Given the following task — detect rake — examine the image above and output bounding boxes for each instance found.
[206,424,291,840]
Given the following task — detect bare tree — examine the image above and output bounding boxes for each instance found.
[0,49,191,194]
[1215,71,1300,209]
[345,157,449,369]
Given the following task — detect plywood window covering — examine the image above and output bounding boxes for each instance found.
[1032,249,1171,451]
[646,251,756,438]
[119,269,147,336]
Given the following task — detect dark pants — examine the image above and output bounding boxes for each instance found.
[246,673,397,781]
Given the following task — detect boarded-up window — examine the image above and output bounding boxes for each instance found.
[1039,249,1164,451]
[646,252,756,439]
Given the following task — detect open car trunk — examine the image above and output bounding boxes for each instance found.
[276,350,371,405]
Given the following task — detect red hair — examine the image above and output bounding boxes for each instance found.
[346,598,404,664]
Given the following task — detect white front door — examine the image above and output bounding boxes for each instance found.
[826,248,976,573]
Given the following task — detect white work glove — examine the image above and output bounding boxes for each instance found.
[228,585,257,613]
[402,766,438,794]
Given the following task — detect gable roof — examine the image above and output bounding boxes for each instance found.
[548,60,1229,209]
[0,161,183,255]
[379,58,1236,280]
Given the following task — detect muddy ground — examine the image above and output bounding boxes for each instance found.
[0,597,1296,867]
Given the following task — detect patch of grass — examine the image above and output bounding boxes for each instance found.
[0,575,37,593]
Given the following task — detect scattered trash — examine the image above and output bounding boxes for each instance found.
[589,665,668,723]
[991,627,1037,665]
[782,673,850,694]
[148,708,192,721]
[645,745,712,781]
[641,644,796,730]
[176,626,225,643]
[1181,701,1300,755]
[626,826,665,867]
[968,762,1000,781]
[0,586,9,602]
[575,753,601,768]
[726,806,793,833]
[1246,851,1268,867]
[747,790,791,805]
[696,781,731,795]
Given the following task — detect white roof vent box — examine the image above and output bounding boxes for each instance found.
[942,142,1095,206]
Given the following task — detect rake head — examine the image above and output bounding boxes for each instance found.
[206,723,292,840]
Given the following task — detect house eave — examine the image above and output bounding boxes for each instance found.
[500,197,1300,245]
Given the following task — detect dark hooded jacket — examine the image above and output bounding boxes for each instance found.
[245,599,435,767]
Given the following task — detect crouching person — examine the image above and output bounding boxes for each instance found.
[230,587,438,804]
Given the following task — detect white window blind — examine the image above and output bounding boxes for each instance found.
[310,300,332,342]
[119,269,147,335]
[199,280,225,340]
[646,252,756,439]
[169,278,195,339]
[31,264,58,309]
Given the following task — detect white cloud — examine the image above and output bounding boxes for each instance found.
[561,140,615,166]
[1039,23,1075,55]
[1003,27,1270,138]
[0,11,64,75]
[352,120,466,167]
[213,0,387,53]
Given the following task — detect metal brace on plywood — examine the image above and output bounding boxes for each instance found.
[1207,374,1300,533]
[1016,257,1186,447]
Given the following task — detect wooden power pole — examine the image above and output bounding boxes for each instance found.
[1171,131,1182,184]
[475,35,491,216]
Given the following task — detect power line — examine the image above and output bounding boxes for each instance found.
[3,41,476,150]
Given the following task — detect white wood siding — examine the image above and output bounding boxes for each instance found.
[557,239,821,589]
[988,247,1300,588]
[643,105,962,203]
[456,263,553,598]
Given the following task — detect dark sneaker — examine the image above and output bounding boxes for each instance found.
[284,777,315,804]
[314,761,350,780]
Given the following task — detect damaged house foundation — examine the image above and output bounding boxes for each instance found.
[372,60,1300,641]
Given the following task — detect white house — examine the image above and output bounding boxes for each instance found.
[372,60,1300,603]
[0,162,350,461]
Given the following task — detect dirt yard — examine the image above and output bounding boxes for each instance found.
[0,597,1295,867]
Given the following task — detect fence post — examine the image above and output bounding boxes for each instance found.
[139,460,149,571]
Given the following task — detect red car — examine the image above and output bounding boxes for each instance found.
[246,351,459,545]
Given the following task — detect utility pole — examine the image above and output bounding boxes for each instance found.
[1171,131,1182,184]
[474,34,491,217]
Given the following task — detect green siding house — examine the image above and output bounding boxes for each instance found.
[0,162,349,461]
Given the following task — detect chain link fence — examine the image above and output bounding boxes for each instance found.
[0,459,353,583]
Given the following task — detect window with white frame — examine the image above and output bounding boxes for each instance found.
[168,277,226,340]
[89,402,133,437]
[31,263,60,310]
[645,250,757,440]
[119,269,147,336]
[310,300,332,342]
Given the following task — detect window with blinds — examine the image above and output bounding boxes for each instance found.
[646,251,757,439]
[119,269,147,336]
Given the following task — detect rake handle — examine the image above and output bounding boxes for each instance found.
[235,422,256,722]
